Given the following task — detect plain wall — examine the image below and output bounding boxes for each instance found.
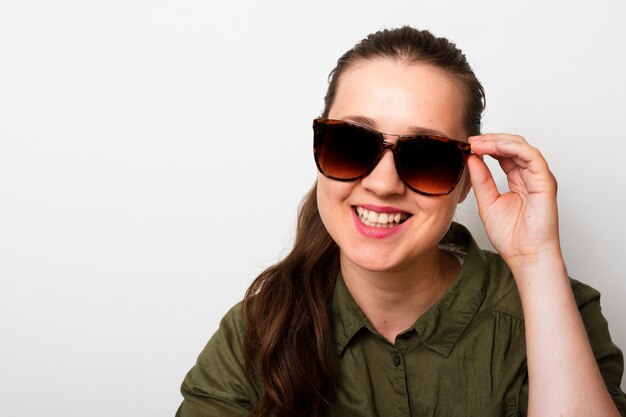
[1,0,624,416]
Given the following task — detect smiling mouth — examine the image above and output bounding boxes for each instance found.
[354,206,411,228]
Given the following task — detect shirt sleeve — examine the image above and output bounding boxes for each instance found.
[572,280,626,415]
[175,302,259,417]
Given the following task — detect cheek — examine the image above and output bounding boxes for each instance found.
[413,191,460,224]
[316,175,354,226]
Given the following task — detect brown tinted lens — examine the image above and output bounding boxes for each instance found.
[314,121,382,180]
[395,137,464,195]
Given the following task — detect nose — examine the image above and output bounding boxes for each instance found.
[360,149,406,197]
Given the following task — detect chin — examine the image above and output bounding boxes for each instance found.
[340,248,407,273]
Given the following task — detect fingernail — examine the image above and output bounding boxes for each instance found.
[469,136,483,144]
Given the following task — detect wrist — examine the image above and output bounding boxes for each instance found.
[504,245,568,282]
[507,248,574,318]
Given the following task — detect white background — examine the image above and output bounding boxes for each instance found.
[1,0,625,416]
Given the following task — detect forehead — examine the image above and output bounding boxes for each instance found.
[329,58,467,139]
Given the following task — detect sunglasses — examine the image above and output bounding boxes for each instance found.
[313,118,471,196]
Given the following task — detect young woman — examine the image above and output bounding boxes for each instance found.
[176,26,626,417]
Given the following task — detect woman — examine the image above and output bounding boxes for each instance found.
[176,27,625,417]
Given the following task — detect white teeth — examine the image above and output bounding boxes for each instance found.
[355,207,408,228]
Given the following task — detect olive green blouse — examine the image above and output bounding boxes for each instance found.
[176,224,626,416]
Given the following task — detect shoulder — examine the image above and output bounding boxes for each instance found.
[177,301,260,416]
[197,301,246,366]
[444,223,608,320]
[569,278,602,306]
[477,249,605,318]
[218,301,245,337]
[456,243,523,321]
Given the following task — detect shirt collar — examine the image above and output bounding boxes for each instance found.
[331,272,370,355]
[331,222,490,358]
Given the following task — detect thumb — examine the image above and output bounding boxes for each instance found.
[467,154,500,214]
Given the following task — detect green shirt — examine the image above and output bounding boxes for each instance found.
[176,224,626,416]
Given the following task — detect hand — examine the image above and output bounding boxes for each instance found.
[467,133,561,271]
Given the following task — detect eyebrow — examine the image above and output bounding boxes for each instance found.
[342,115,452,138]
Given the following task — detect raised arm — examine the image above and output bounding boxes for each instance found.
[468,133,621,417]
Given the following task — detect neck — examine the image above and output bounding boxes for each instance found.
[340,248,459,343]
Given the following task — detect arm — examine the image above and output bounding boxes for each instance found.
[468,134,622,417]
[574,280,626,414]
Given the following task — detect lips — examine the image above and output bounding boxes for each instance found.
[354,206,411,228]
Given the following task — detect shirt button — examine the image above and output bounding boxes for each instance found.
[392,354,401,366]
[608,385,621,396]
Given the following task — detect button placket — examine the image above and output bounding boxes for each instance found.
[392,353,401,366]
[390,349,410,417]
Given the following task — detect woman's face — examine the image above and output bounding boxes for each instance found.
[317,58,470,273]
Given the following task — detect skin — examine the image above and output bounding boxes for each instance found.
[317,58,620,416]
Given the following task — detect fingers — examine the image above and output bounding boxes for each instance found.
[468,133,557,194]
[469,134,542,170]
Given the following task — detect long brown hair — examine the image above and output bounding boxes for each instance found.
[243,26,485,417]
